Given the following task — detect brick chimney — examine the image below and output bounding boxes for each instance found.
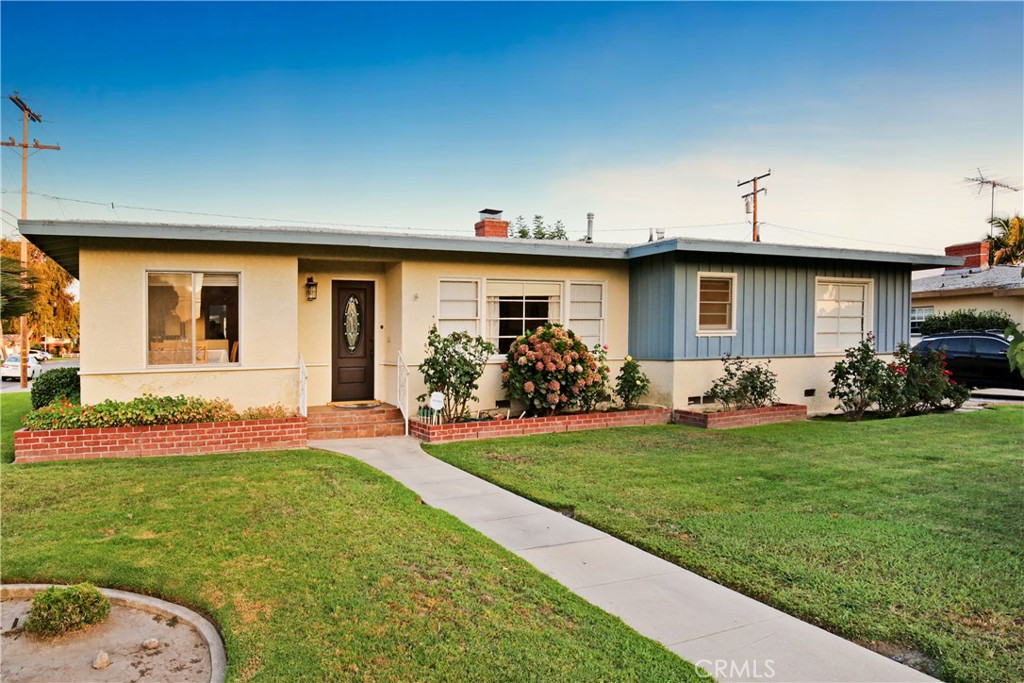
[944,241,990,271]
[474,208,509,238]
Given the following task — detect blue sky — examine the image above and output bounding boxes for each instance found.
[2,1,1021,251]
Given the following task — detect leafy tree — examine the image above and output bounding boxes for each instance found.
[985,215,1024,265]
[510,214,568,240]
[1,255,39,322]
[0,238,79,343]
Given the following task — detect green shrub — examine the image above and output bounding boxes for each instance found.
[238,403,294,420]
[30,366,81,409]
[615,355,650,409]
[417,325,496,423]
[25,583,110,637]
[502,323,607,416]
[829,334,887,421]
[919,309,1014,335]
[23,394,237,430]
[704,355,779,410]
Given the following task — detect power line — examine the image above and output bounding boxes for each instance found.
[760,221,940,252]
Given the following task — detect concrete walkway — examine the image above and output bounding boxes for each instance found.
[313,436,935,683]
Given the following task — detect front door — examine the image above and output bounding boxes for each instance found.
[332,281,375,401]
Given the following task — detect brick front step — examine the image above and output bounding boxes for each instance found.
[307,421,406,440]
[672,403,808,429]
[306,404,403,426]
[14,417,308,464]
[411,408,673,444]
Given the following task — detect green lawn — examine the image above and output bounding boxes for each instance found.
[2,391,31,464]
[426,407,1024,683]
[0,433,699,680]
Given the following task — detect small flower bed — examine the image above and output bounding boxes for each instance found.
[501,323,608,416]
[22,394,294,430]
[703,355,779,411]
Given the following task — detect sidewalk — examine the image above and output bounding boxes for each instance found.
[313,436,935,683]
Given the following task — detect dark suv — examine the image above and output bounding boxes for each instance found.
[913,331,1023,390]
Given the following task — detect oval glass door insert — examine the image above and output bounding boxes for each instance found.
[344,295,361,352]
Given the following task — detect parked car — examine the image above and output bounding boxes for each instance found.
[28,349,52,361]
[914,331,1024,390]
[1,355,43,381]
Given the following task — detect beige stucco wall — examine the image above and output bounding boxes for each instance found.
[79,241,299,410]
[911,292,1024,326]
[641,355,894,415]
[394,255,631,416]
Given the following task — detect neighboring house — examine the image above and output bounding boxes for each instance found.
[20,211,956,416]
[911,241,1024,337]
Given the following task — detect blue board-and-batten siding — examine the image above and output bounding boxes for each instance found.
[628,253,911,361]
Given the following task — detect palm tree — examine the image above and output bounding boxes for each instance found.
[986,215,1024,265]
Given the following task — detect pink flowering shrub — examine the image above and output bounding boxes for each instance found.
[501,323,608,415]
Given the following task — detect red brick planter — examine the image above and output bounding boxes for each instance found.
[673,403,807,430]
[411,408,672,444]
[13,417,308,464]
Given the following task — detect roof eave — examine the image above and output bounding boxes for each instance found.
[626,237,960,269]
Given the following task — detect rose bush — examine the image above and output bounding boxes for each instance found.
[615,355,650,409]
[501,323,607,415]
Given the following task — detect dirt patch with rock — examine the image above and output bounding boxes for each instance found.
[1,595,212,682]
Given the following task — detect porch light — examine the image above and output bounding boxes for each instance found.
[305,276,318,301]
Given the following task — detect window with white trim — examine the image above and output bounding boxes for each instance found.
[910,306,934,335]
[147,272,240,366]
[569,283,605,348]
[438,279,481,336]
[486,281,562,354]
[698,273,737,334]
[815,279,870,353]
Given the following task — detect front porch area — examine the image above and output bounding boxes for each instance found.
[306,403,406,440]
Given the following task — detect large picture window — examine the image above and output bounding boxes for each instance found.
[486,281,562,354]
[148,272,240,366]
[697,273,737,334]
[815,278,871,353]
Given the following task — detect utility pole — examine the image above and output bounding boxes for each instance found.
[964,169,1021,237]
[1,91,60,387]
[738,169,770,242]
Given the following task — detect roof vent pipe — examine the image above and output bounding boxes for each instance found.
[656,228,666,240]
[585,212,595,243]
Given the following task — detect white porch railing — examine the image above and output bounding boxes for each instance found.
[396,351,410,435]
[298,354,308,417]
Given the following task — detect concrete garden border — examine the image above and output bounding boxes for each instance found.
[13,417,307,463]
[410,408,672,443]
[1,583,226,683]
[673,403,808,429]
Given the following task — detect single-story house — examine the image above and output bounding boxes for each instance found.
[911,241,1024,336]
[20,211,957,418]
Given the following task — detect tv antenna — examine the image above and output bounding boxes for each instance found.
[964,168,1020,236]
